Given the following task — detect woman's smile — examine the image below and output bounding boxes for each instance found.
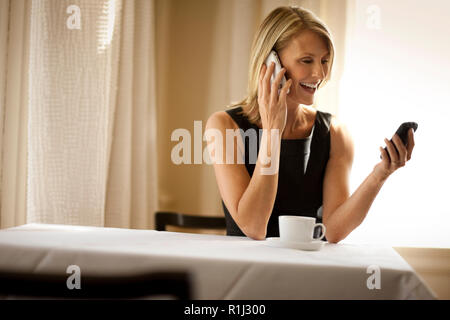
[299,82,319,95]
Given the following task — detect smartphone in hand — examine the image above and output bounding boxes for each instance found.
[381,122,418,159]
[395,122,418,146]
[265,50,288,94]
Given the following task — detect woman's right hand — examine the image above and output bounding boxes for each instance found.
[257,62,292,133]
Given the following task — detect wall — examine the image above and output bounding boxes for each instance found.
[155,0,228,216]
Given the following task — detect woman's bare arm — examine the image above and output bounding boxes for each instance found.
[322,118,415,243]
[206,112,280,239]
[206,62,292,240]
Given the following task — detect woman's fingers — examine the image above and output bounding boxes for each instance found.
[384,137,399,164]
[257,61,290,132]
[392,134,407,167]
[378,129,415,178]
[278,78,292,104]
[406,128,415,161]
[258,64,267,108]
[263,62,275,94]
[270,68,286,106]
[259,62,275,106]
[379,146,389,163]
[258,63,266,97]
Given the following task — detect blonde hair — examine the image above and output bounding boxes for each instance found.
[228,6,335,124]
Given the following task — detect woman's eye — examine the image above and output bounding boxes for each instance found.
[301,59,328,64]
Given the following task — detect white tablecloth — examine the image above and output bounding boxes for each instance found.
[0,223,436,299]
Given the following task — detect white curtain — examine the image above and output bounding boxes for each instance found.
[0,0,158,229]
[27,0,119,226]
[104,0,158,229]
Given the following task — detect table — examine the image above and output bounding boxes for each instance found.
[0,223,436,299]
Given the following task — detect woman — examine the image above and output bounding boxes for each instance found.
[205,6,414,243]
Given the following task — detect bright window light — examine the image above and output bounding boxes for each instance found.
[338,0,450,248]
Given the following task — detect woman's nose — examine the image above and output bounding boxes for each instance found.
[312,62,325,79]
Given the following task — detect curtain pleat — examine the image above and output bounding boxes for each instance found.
[1,0,158,229]
[104,0,158,229]
[0,0,30,229]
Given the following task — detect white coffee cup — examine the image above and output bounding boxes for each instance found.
[279,216,326,243]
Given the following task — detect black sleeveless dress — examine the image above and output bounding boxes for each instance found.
[222,106,332,238]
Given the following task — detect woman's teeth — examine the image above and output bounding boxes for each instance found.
[300,82,317,94]
[300,82,317,89]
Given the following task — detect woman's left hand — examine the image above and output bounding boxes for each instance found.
[373,128,415,181]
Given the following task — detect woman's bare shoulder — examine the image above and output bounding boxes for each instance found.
[329,114,350,136]
[206,110,239,131]
[329,114,354,159]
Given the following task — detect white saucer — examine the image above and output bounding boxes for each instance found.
[265,237,325,251]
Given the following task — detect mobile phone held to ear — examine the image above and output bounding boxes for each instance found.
[381,122,418,159]
[265,50,288,94]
